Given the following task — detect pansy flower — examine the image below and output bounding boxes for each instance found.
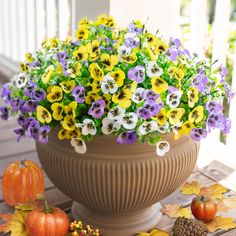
[90,80,101,92]
[60,80,76,94]
[47,86,63,103]
[188,106,204,124]
[19,62,29,73]
[191,73,208,92]
[190,128,207,141]
[132,88,145,103]
[110,69,125,87]
[25,52,35,63]
[112,88,133,109]
[62,115,76,131]
[36,106,52,124]
[155,38,168,54]
[142,89,159,103]
[58,128,67,140]
[1,83,11,104]
[88,99,105,119]
[166,48,178,61]
[102,117,121,135]
[167,108,185,125]
[170,38,181,49]
[117,131,136,144]
[38,126,50,144]
[71,138,87,154]
[157,122,169,134]
[87,40,100,61]
[118,112,138,130]
[166,90,182,108]
[121,53,138,64]
[128,65,145,83]
[14,128,25,142]
[72,86,85,103]
[146,61,163,78]
[0,106,9,120]
[137,101,163,119]
[77,118,97,136]
[174,121,195,140]
[107,106,125,121]
[117,45,131,58]
[73,45,88,61]
[51,103,64,121]
[151,77,168,94]
[20,100,37,113]
[169,67,184,81]
[16,73,28,89]
[67,62,81,78]
[187,87,199,108]
[156,141,170,157]
[10,97,22,112]
[101,74,118,94]
[89,63,104,81]
[24,81,36,98]
[205,100,223,113]
[138,121,158,135]
[28,120,40,140]
[101,53,118,71]
[75,26,89,40]
[85,91,102,104]
[155,108,167,126]
[64,101,77,117]
[42,65,54,84]
[32,89,46,101]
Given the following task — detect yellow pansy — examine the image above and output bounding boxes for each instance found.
[64,101,77,117]
[189,106,204,124]
[145,33,157,46]
[85,91,102,104]
[78,17,89,26]
[87,40,100,61]
[101,54,118,71]
[106,16,116,28]
[58,128,67,140]
[65,129,80,139]
[50,38,59,48]
[121,53,137,64]
[60,80,76,93]
[25,52,34,63]
[151,77,168,94]
[42,65,54,84]
[124,81,137,92]
[65,36,72,45]
[112,88,133,109]
[90,80,101,92]
[169,67,185,81]
[155,108,167,126]
[57,63,63,74]
[155,38,168,54]
[62,115,76,131]
[89,63,104,81]
[68,62,82,78]
[97,14,107,25]
[73,45,88,61]
[20,62,29,73]
[75,26,89,40]
[174,121,195,140]
[167,108,185,125]
[103,93,112,103]
[51,103,64,121]
[110,69,125,87]
[36,106,52,124]
[187,87,199,108]
[47,86,63,103]
[145,46,159,61]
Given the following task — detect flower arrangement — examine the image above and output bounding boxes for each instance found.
[0,15,234,156]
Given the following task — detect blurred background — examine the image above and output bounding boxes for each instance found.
[0,0,236,186]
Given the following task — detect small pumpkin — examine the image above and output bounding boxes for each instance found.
[2,160,44,206]
[25,201,69,236]
[191,195,217,222]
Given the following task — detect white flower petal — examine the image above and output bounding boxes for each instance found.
[71,138,87,154]
[16,73,28,88]
[146,61,163,78]
[132,87,145,103]
[108,106,126,120]
[156,141,170,157]
[121,112,138,130]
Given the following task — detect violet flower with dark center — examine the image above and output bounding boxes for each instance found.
[219,65,228,78]
[56,51,67,62]
[128,65,145,83]
[32,89,46,101]
[117,131,136,144]
[17,114,25,126]
[207,113,224,132]
[142,89,159,103]
[10,97,22,112]
[24,117,35,129]
[223,82,236,103]
[20,100,37,113]
[13,128,25,142]
[191,74,208,92]
[128,23,143,34]
[88,99,105,119]
[125,37,140,49]
[137,102,163,119]
[205,100,223,113]
[24,81,36,98]
[72,86,85,103]
[38,126,50,144]
[28,120,40,140]
[190,128,207,141]
[0,106,9,120]
[1,83,11,104]
[170,38,181,49]
[29,61,41,68]
[166,48,178,61]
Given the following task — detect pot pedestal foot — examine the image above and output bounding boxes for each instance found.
[72,202,162,236]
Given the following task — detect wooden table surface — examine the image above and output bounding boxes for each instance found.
[0,81,236,235]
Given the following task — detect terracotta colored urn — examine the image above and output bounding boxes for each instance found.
[36,128,199,236]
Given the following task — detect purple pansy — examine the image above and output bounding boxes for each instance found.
[117,131,136,144]
[56,51,67,62]
[219,65,228,78]
[0,106,9,120]
[128,65,145,83]
[191,73,208,92]
[28,120,40,140]
[24,117,35,129]
[137,101,163,119]
[207,112,224,132]
[24,81,36,98]
[88,99,105,119]
[142,89,159,103]
[205,100,223,113]
[29,61,41,68]
[125,36,140,48]
[17,115,25,126]
[1,83,11,104]
[20,100,37,113]
[13,128,25,142]
[38,126,50,144]
[166,48,178,61]
[170,38,181,49]
[223,82,235,103]
[32,89,46,101]
[128,23,143,34]
[10,97,22,112]
[72,86,85,103]
[190,128,207,141]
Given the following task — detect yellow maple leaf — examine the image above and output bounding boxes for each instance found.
[161,204,191,218]
[206,216,236,232]
[0,213,13,233]
[137,229,169,236]
[180,181,201,195]
[199,184,228,199]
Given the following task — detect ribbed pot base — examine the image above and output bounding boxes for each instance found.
[72,202,162,236]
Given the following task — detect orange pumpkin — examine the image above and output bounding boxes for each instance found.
[25,202,69,236]
[2,160,44,206]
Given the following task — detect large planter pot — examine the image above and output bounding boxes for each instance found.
[36,128,200,236]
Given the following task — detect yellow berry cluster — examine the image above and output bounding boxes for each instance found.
[69,220,100,236]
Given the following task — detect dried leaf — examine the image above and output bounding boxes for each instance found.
[137,229,169,236]
[206,216,236,232]
[9,210,28,236]
[0,213,13,233]
[15,199,44,211]
[217,197,236,212]
[180,181,201,195]
[199,184,228,199]
[161,204,191,218]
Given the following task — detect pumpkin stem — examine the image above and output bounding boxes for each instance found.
[19,160,27,168]
[201,195,207,201]
[44,200,53,214]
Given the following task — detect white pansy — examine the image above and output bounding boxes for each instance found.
[101,117,121,135]
[108,106,126,120]
[16,73,28,88]
[139,121,158,135]
[118,112,138,130]
[117,44,131,56]
[101,74,118,94]
[166,90,182,108]
[132,87,145,103]
[79,118,97,136]
[156,141,170,157]
[71,138,87,154]
[171,122,183,135]
[146,61,163,78]
[157,123,169,134]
